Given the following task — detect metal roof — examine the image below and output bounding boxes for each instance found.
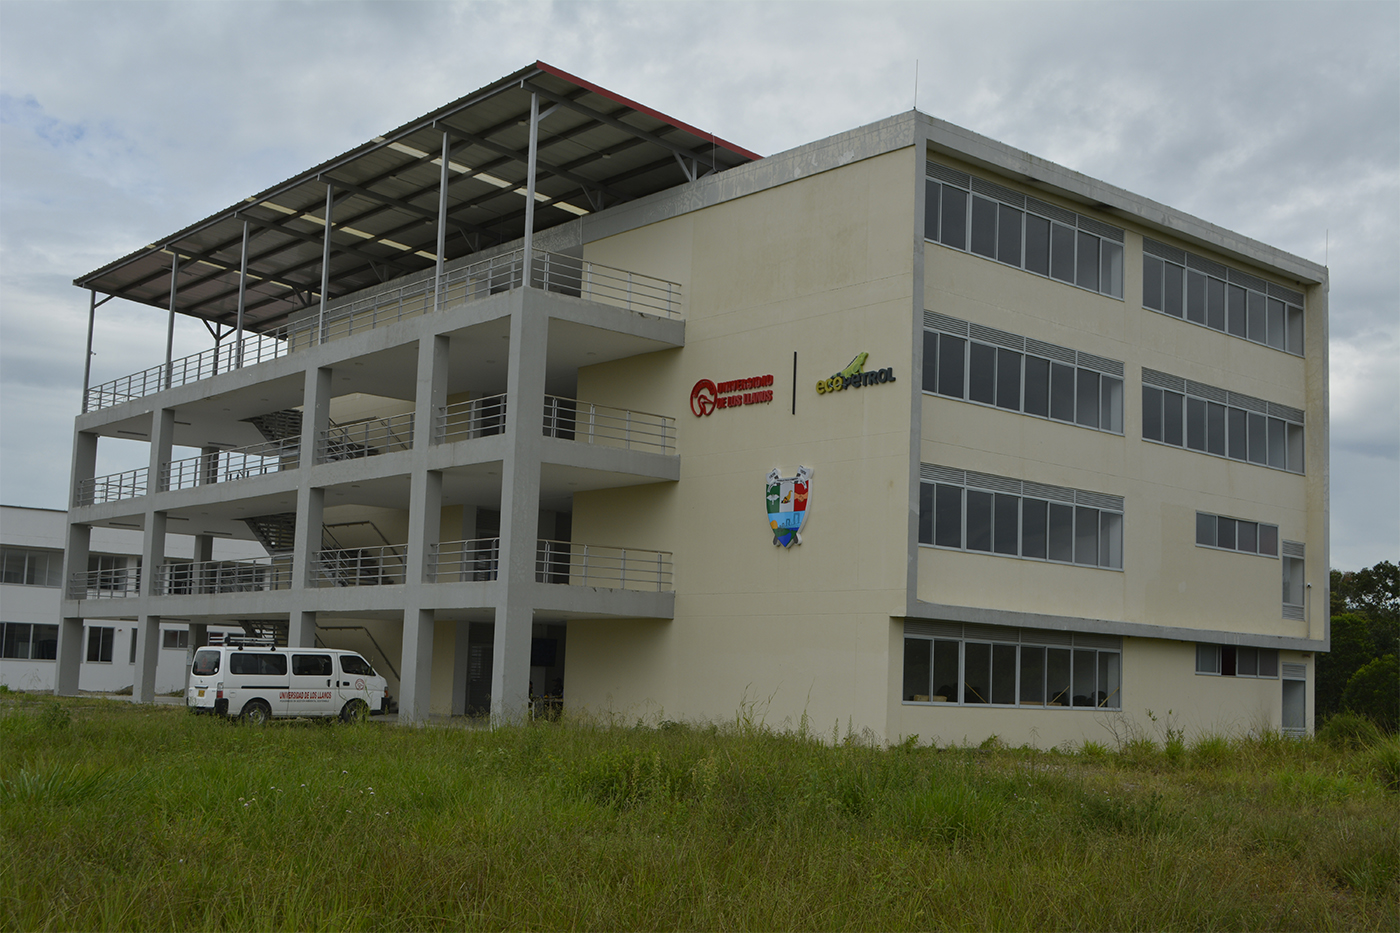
[74,61,761,333]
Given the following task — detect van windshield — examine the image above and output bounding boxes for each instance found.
[340,655,376,676]
[192,649,220,676]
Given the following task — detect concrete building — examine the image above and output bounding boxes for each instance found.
[56,62,1326,743]
[2,504,247,693]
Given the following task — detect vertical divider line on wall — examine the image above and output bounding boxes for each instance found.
[792,351,797,415]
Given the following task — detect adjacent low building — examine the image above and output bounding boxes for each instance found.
[55,62,1326,742]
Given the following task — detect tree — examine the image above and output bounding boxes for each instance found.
[1340,654,1399,732]
[1320,560,1400,728]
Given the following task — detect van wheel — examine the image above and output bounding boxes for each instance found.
[241,700,272,725]
[340,699,369,724]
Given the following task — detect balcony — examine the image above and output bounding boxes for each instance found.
[318,413,415,463]
[155,557,292,595]
[312,545,408,587]
[67,568,140,600]
[83,249,683,413]
[76,467,148,507]
[164,437,301,490]
[542,396,676,454]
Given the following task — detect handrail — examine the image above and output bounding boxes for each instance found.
[435,394,507,444]
[542,396,676,454]
[75,467,149,507]
[163,437,301,491]
[67,567,141,600]
[155,557,292,594]
[428,538,501,582]
[318,413,415,462]
[535,539,673,591]
[82,249,683,412]
[312,544,408,587]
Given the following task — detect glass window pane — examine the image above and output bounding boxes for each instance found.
[1075,507,1099,566]
[996,348,1022,411]
[1197,512,1216,547]
[918,483,934,545]
[1050,223,1075,282]
[1098,653,1121,708]
[998,204,1022,266]
[1020,645,1045,705]
[1100,512,1122,569]
[935,484,963,548]
[969,342,996,404]
[1048,503,1074,562]
[1050,362,1076,422]
[1047,648,1072,705]
[1238,521,1258,553]
[1237,647,1258,677]
[932,640,960,702]
[1287,423,1304,473]
[1248,290,1267,342]
[1283,557,1305,606]
[1163,263,1184,317]
[1267,298,1286,349]
[1101,241,1123,298]
[1247,412,1267,464]
[1142,386,1163,441]
[964,642,991,703]
[938,335,966,398]
[1076,232,1099,292]
[1287,307,1304,355]
[940,187,967,250]
[1268,418,1286,469]
[1025,214,1050,276]
[1259,524,1279,557]
[971,196,997,258]
[1217,517,1236,550]
[1186,397,1207,450]
[1197,644,1220,674]
[1022,499,1048,558]
[967,490,993,552]
[1259,649,1279,678]
[922,331,937,393]
[1207,277,1226,331]
[1143,255,1164,310]
[992,644,1017,704]
[994,493,1019,555]
[1076,369,1100,428]
[1186,270,1207,324]
[1227,284,1248,337]
[1073,649,1097,706]
[924,181,940,241]
[33,625,57,660]
[1163,391,1184,446]
[904,638,932,700]
[1100,376,1123,433]
[1207,402,1226,456]
[1024,356,1050,417]
[1228,407,1248,460]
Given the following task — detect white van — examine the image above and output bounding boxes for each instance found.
[186,645,391,723]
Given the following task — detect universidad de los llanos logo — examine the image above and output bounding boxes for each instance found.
[766,465,812,547]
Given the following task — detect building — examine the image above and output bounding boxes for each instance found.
[55,62,1326,742]
[2,504,247,693]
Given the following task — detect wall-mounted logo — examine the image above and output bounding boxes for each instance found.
[815,351,896,395]
[691,374,775,416]
[766,465,812,548]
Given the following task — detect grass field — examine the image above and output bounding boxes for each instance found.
[1,693,1396,931]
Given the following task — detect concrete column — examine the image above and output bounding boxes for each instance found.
[288,610,317,648]
[133,507,167,704]
[399,608,436,723]
[452,619,470,716]
[69,430,97,508]
[491,297,548,725]
[184,622,208,692]
[149,407,175,494]
[54,521,91,696]
[193,533,213,594]
[293,366,332,587]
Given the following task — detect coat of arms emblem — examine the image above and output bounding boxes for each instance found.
[766,465,812,547]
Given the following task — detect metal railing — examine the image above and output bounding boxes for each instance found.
[535,539,673,591]
[318,413,415,462]
[155,557,292,595]
[435,394,507,444]
[312,545,407,587]
[67,568,141,600]
[163,437,301,490]
[83,249,683,413]
[428,537,500,582]
[76,467,149,507]
[543,396,676,454]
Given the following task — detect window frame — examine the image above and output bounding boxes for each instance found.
[1142,249,1304,357]
[903,633,1122,709]
[1141,376,1304,474]
[1195,511,1280,558]
[1195,644,1280,679]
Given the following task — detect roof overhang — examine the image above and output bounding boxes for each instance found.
[74,61,760,333]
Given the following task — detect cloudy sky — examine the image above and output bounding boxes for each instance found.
[1,1,1395,570]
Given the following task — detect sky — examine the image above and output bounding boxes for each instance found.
[0,0,1396,571]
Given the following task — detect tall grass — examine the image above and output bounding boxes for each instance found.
[1,695,1396,931]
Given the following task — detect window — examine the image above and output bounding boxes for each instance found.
[1283,552,1305,615]
[1,623,59,660]
[292,654,333,677]
[922,312,1125,434]
[1195,512,1279,557]
[1142,239,1304,355]
[340,654,377,676]
[904,625,1121,709]
[1142,370,1304,473]
[918,464,1123,570]
[926,163,1124,299]
[229,652,287,676]
[86,626,114,663]
[192,648,220,676]
[1196,644,1279,678]
[130,630,138,664]
[162,629,189,650]
[1,547,64,587]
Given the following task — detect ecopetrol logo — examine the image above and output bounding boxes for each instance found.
[815,351,896,395]
[690,374,775,416]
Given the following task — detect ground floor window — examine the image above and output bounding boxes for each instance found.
[162,629,189,650]
[1195,644,1278,678]
[0,622,58,659]
[902,622,1121,709]
[86,626,114,663]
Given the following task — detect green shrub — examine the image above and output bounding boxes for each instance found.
[1317,710,1384,749]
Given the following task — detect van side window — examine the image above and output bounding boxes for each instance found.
[230,652,288,676]
[192,649,220,676]
[292,654,333,676]
[340,655,376,676]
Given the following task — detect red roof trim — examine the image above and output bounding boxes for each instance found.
[534,60,763,162]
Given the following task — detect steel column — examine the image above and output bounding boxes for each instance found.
[521,92,540,287]
[81,290,96,413]
[164,252,179,389]
[317,184,333,343]
[235,220,250,367]
[435,131,450,313]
